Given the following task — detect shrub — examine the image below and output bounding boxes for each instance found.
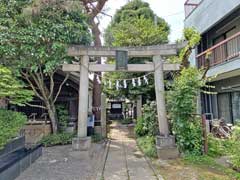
[135,117,148,137]
[56,104,69,132]
[40,132,74,147]
[229,126,240,169]
[207,126,240,169]
[167,68,204,155]
[207,134,230,157]
[121,118,133,125]
[135,101,158,137]
[137,136,157,158]
[0,109,27,149]
[91,133,104,143]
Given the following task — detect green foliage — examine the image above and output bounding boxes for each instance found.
[167,68,204,155]
[0,109,27,149]
[0,1,91,132]
[0,1,91,73]
[40,132,74,147]
[105,0,169,46]
[207,126,240,169]
[56,104,69,132]
[229,126,240,169]
[208,134,230,157]
[121,118,133,125]
[91,133,104,143]
[137,136,157,158]
[184,154,216,166]
[135,101,158,137]
[109,17,169,47]
[179,28,201,66]
[0,65,33,106]
[103,0,169,99]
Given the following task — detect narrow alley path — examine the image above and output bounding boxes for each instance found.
[103,122,160,180]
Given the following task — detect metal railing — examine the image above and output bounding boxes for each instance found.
[196,31,240,68]
[184,0,202,18]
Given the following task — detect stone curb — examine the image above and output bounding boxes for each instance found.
[144,155,165,180]
[96,139,111,180]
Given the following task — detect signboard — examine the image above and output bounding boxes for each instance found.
[87,114,95,127]
[116,50,128,70]
[112,103,122,109]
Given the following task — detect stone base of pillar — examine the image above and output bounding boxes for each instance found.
[156,135,179,160]
[72,137,91,151]
[94,126,102,135]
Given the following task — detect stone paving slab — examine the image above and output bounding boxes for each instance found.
[103,123,157,180]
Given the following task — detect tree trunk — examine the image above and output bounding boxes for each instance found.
[91,20,102,121]
[82,0,108,121]
[45,101,58,134]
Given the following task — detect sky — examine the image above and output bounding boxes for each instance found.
[100,0,186,43]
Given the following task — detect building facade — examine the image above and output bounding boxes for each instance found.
[184,0,240,124]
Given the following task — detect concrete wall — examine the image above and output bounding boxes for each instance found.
[206,57,240,81]
[185,0,240,34]
[212,75,240,93]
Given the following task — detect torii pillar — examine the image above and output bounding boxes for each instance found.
[72,55,91,151]
[153,56,169,136]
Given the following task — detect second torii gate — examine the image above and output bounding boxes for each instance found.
[62,44,183,150]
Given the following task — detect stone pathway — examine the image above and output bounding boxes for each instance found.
[103,122,158,180]
[15,123,161,180]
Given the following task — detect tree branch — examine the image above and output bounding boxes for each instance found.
[82,0,108,19]
[25,102,47,109]
[89,0,108,18]
[53,73,69,104]
[21,71,44,101]
[48,72,55,100]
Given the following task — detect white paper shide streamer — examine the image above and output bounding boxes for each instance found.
[93,72,151,90]
[123,80,127,88]
[116,80,120,90]
[96,75,101,84]
[143,75,149,84]
[138,77,141,86]
[108,80,112,88]
[132,78,136,87]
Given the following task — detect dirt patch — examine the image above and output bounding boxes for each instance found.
[152,158,233,180]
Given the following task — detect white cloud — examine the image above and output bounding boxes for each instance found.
[100,0,186,43]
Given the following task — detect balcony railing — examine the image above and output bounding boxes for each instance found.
[196,31,240,68]
[184,0,202,18]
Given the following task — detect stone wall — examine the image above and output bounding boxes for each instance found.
[22,122,52,145]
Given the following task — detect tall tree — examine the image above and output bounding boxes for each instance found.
[81,0,108,121]
[0,0,91,133]
[103,0,170,100]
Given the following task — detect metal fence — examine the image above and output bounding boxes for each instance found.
[197,31,240,68]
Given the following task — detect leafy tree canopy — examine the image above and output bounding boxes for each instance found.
[0,65,33,106]
[105,0,170,46]
[0,0,91,73]
[103,0,170,99]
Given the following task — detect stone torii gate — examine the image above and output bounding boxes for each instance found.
[62,44,183,150]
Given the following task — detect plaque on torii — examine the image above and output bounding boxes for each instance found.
[62,44,184,150]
